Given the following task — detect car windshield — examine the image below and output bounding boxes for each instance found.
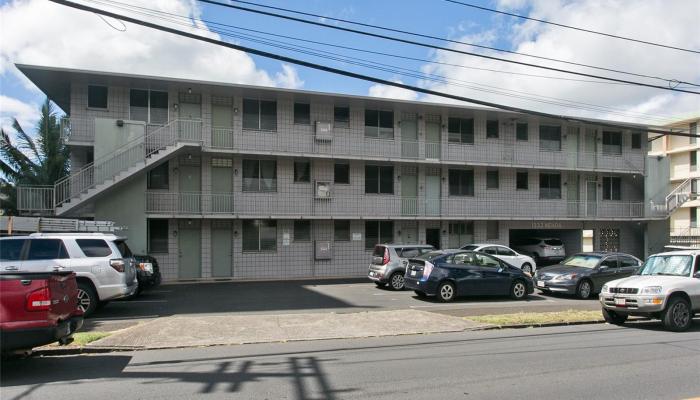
[414,251,445,261]
[561,254,601,268]
[461,245,479,251]
[638,255,692,277]
[544,239,563,246]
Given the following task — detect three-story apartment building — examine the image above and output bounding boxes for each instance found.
[16,64,663,281]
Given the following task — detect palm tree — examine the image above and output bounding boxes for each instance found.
[0,98,69,215]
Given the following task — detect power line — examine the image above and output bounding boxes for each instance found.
[88,0,680,123]
[194,0,700,95]
[198,0,700,88]
[49,0,694,138]
[444,0,700,55]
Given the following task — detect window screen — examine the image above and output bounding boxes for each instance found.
[148,219,169,253]
[448,169,474,196]
[364,110,394,139]
[539,125,562,151]
[147,163,169,190]
[294,220,311,241]
[294,103,311,125]
[539,173,562,199]
[365,165,394,194]
[486,170,499,189]
[334,106,349,127]
[294,161,311,183]
[76,239,112,258]
[486,120,499,138]
[88,85,108,109]
[516,171,528,190]
[334,220,350,241]
[448,117,474,144]
[334,163,350,184]
[516,123,528,141]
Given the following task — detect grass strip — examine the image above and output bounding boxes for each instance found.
[71,332,111,346]
[467,309,603,326]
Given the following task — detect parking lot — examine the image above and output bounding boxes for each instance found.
[85,278,601,332]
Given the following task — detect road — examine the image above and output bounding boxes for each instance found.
[3,323,699,400]
[85,279,599,332]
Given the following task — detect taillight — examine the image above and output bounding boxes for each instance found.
[110,259,125,273]
[422,262,434,281]
[382,248,390,265]
[26,287,51,312]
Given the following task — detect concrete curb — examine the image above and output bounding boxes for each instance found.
[473,319,605,330]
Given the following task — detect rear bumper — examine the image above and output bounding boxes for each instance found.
[404,277,438,294]
[99,281,139,301]
[0,315,84,352]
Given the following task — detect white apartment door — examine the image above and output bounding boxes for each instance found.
[401,174,418,215]
[425,175,441,216]
[586,180,598,217]
[425,119,441,159]
[401,116,419,158]
[567,127,579,169]
[179,165,201,213]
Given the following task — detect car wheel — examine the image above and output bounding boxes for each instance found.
[602,308,628,325]
[661,297,692,332]
[437,282,456,302]
[510,280,528,300]
[521,263,533,275]
[375,282,387,288]
[76,282,98,317]
[414,290,427,298]
[576,280,593,299]
[389,272,405,291]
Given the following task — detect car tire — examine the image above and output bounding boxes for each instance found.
[576,279,593,299]
[414,290,427,298]
[602,308,628,325]
[510,280,528,300]
[661,297,692,332]
[521,263,533,275]
[375,282,387,288]
[389,272,405,291]
[76,281,98,317]
[437,282,456,303]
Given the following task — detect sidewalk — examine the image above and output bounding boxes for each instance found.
[86,309,487,350]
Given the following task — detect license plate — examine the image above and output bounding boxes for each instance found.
[410,270,416,276]
[614,298,626,306]
[537,280,545,287]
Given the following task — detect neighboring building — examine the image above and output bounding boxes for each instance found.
[16,64,666,281]
[648,116,700,248]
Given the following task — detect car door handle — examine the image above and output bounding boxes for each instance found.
[5,266,19,271]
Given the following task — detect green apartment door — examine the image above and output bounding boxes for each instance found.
[211,161,233,213]
[425,175,441,215]
[401,174,418,215]
[212,104,233,148]
[178,223,201,279]
[425,120,441,159]
[211,222,233,277]
[566,127,579,169]
[179,165,201,213]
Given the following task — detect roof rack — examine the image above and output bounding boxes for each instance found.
[1,216,123,235]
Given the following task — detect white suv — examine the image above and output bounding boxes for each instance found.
[600,250,700,331]
[512,237,566,264]
[0,233,138,316]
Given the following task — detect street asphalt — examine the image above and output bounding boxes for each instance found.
[85,278,599,332]
[2,323,699,400]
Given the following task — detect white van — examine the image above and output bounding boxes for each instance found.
[0,233,138,316]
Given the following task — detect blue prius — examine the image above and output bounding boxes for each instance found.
[404,250,534,302]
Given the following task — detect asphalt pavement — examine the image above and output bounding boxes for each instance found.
[85,279,599,332]
[3,323,699,400]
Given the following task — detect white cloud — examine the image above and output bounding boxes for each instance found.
[0,95,40,134]
[423,0,700,125]
[0,0,304,106]
[368,80,419,101]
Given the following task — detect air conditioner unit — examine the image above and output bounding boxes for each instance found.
[315,181,332,199]
[315,121,332,142]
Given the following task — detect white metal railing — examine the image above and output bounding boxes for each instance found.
[145,192,647,219]
[665,178,692,213]
[54,119,202,209]
[16,186,54,214]
[212,127,235,149]
[61,117,94,142]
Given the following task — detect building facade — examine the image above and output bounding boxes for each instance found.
[16,65,665,281]
[648,116,700,247]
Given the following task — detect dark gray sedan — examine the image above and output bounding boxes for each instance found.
[533,252,642,299]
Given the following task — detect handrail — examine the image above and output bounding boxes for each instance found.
[665,178,692,213]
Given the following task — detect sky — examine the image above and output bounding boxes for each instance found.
[0,0,699,136]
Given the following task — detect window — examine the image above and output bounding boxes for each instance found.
[334,106,350,128]
[242,220,277,252]
[692,207,698,228]
[631,132,642,149]
[294,220,311,241]
[600,257,618,269]
[400,248,421,258]
[516,171,528,190]
[242,99,277,131]
[691,152,697,171]
[115,240,132,258]
[294,161,311,183]
[147,163,169,190]
[365,109,394,139]
[602,131,622,155]
[365,221,393,249]
[516,123,528,141]
[497,246,517,256]
[486,170,499,189]
[486,221,499,240]
[293,103,311,125]
[690,122,697,144]
[0,239,25,261]
[334,163,350,184]
[334,220,350,241]
[130,89,168,124]
[474,253,502,268]
[620,257,640,268]
[448,117,474,144]
[365,165,394,194]
[486,120,499,138]
[603,176,622,201]
[26,239,69,260]
[482,246,497,255]
[242,159,277,192]
[88,85,108,109]
[148,219,169,253]
[448,222,473,248]
[539,125,562,151]
[539,173,561,199]
[448,169,474,196]
[76,239,112,258]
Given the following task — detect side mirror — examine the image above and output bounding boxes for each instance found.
[694,271,700,279]
[598,265,608,271]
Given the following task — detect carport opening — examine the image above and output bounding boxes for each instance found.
[509,229,583,265]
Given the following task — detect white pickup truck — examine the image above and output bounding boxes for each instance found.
[599,250,700,331]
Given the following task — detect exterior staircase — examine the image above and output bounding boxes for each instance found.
[17,119,202,216]
[665,178,694,215]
